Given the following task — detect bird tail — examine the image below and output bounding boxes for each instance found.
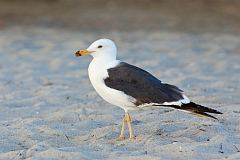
[155,102,222,120]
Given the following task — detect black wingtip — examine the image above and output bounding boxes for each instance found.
[214,110,223,115]
[192,111,219,120]
[188,102,222,114]
[155,102,223,120]
[184,102,223,120]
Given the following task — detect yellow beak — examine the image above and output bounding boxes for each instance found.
[75,50,93,57]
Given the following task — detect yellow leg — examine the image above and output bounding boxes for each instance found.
[118,116,126,140]
[125,112,134,140]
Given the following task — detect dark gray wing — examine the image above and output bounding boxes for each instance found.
[104,62,184,106]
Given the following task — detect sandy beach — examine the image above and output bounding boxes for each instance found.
[0,27,239,159]
[0,0,240,159]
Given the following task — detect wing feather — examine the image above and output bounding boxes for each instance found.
[104,62,184,106]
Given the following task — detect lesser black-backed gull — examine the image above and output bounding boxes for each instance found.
[75,39,222,140]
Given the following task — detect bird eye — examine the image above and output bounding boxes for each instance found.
[98,45,102,48]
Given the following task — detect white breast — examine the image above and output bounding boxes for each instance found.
[88,59,136,111]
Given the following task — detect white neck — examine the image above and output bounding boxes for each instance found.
[91,51,117,65]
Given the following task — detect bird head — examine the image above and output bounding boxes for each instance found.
[75,39,117,60]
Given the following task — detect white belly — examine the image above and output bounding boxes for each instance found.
[88,60,136,111]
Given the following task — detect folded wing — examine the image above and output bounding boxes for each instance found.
[104,62,185,106]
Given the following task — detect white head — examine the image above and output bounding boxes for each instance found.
[75,39,117,61]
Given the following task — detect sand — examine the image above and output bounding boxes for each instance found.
[0,26,240,160]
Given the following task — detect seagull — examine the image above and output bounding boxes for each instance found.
[74,39,222,140]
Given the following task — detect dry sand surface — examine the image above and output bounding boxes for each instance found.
[0,0,240,159]
[0,27,239,160]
